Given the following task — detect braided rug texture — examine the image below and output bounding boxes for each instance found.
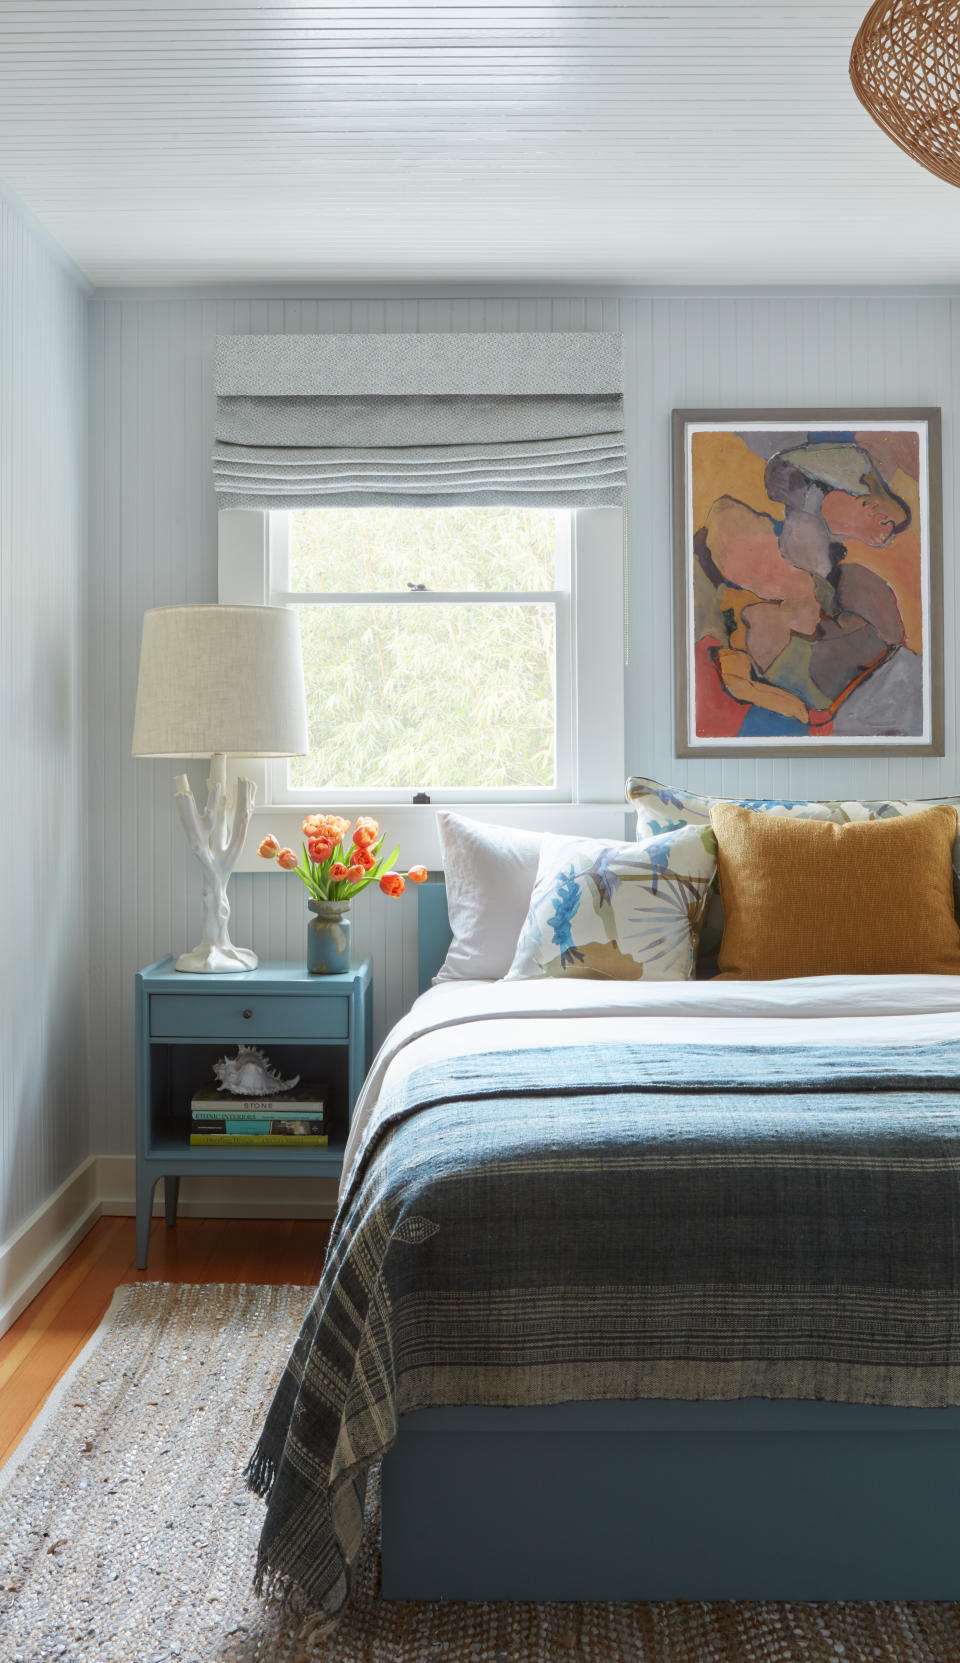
[2,1282,960,1663]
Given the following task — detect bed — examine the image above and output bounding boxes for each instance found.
[247,879,960,1626]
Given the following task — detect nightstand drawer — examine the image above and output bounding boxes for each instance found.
[149,993,349,1041]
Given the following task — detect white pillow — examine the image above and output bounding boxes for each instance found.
[435,812,543,982]
[506,825,718,982]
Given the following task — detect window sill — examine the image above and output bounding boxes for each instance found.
[237,801,631,873]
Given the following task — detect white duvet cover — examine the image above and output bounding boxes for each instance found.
[341,974,960,1193]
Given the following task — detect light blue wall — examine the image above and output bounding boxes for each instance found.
[0,191,89,1242]
[625,294,956,806]
[86,288,959,1156]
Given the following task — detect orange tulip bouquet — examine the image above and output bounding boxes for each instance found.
[258,815,426,973]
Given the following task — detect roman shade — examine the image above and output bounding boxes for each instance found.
[213,332,625,509]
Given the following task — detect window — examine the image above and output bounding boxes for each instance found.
[218,502,624,813]
[276,505,569,801]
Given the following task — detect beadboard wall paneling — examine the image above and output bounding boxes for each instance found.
[87,290,957,1158]
[0,194,88,1243]
[628,293,958,807]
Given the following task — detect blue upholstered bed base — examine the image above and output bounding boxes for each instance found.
[378,882,960,1601]
[382,1398,960,1600]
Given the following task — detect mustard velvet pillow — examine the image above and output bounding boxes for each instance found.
[709,802,960,980]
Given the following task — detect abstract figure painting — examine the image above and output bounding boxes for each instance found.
[673,410,943,756]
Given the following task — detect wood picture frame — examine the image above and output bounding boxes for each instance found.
[672,408,943,758]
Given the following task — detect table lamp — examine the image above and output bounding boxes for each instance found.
[132,604,309,973]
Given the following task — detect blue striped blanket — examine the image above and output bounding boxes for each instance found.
[247,1035,960,1628]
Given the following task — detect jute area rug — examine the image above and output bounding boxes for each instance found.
[2,1285,960,1663]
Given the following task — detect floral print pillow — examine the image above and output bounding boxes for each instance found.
[627,776,840,839]
[627,774,960,860]
[506,826,717,982]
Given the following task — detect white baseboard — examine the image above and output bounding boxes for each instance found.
[0,1154,337,1340]
[0,1158,101,1338]
[96,1155,339,1221]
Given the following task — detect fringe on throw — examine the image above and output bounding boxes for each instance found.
[243,1440,278,1500]
[253,1553,342,1642]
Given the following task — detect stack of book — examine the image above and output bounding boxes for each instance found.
[189,1082,328,1146]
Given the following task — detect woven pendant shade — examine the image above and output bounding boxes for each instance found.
[850,2,960,189]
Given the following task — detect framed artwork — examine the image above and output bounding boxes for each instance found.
[673,409,943,757]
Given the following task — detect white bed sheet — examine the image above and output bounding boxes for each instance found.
[340,975,960,1194]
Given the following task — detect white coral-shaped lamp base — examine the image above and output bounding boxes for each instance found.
[174,753,257,974]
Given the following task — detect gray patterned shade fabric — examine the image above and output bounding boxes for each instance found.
[213,333,626,509]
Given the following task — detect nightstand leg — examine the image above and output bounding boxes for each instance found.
[164,1176,181,1227]
[136,1172,159,1270]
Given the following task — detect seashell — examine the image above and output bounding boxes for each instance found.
[212,1045,300,1097]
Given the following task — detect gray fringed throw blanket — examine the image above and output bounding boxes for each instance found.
[246,1037,960,1628]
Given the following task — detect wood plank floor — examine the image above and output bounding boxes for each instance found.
[0,1215,330,1470]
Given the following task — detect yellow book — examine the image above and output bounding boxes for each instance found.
[189,1133,329,1147]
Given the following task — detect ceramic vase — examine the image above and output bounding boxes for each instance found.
[307,898,352,974]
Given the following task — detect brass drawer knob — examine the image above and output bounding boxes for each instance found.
[242,1009,253,1020]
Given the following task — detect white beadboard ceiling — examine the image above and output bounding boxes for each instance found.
[1,1,959,287]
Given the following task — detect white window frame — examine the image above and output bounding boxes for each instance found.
[219,505,628,866]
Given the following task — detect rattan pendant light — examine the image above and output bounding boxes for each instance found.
[850,2,960,188]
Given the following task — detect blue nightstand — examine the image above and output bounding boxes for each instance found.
[134,957,373,1268]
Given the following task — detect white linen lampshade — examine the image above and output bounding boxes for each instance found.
[132,604,308,759]
[132,604,308,973]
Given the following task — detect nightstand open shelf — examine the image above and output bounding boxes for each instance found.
[134,956,372,1268]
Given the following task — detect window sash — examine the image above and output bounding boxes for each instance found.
[216,504,625,835]
[266,507,571,804]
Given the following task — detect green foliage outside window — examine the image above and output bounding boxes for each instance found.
[288,507,559,791]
